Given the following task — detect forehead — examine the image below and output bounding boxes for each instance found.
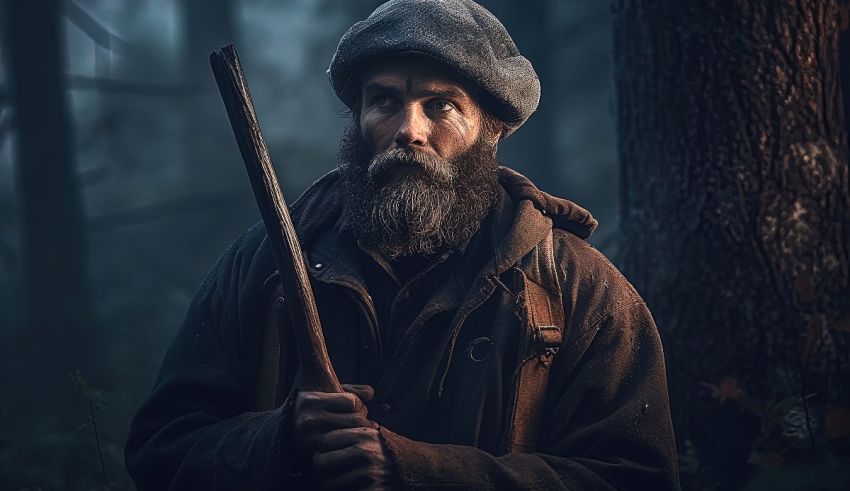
[359,55,477,98]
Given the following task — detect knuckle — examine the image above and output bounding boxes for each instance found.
[299,414,319,430]
[300,391,320,402]
[345,445,369,464]
[343,393,358,408]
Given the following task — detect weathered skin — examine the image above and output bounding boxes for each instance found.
[358,57,488,157]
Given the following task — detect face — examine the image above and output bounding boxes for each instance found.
[358,56,486,164]
[338,56,501,259]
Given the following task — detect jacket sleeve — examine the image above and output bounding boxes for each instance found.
[124,234,299,490]
[378,299,681,490]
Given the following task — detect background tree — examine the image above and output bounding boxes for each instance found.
[2,0,96,416]
[613,0,850,488]
[2,0,100,487]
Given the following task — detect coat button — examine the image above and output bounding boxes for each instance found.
[379,402,392,414]
[313,262,324,270]
[466,337,493,362]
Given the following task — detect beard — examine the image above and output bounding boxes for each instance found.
[338,122,500,260]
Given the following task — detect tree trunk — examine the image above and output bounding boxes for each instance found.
[3,0,96,417]
[613,0,850,487]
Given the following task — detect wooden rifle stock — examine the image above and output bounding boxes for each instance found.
[210,44,342,394]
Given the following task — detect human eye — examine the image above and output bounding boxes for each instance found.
[428,99,455,113]
[370,93,397,109]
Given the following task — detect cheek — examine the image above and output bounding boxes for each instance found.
[360,111,397,149]
[436,115,479,150]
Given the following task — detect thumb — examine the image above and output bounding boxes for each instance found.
[342,384,375,404]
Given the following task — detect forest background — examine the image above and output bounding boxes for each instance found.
[1,1,848,490]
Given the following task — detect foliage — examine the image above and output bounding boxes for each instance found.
[68,371,113,490]
[680,376,850,490]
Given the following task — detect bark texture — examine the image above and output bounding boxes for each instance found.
[613,0,850,486]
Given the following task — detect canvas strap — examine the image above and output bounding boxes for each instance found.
[508,229,566,453]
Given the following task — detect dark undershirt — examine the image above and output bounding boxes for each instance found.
[354,211,495,359]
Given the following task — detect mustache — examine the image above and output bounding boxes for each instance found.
[367,147,456,187]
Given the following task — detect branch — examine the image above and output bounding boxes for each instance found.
[0,109,15,154]
[88,191,248,230]
[67,74,204,97]
[64,0,132,53]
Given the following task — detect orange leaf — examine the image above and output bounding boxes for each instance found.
[829,318,850,333]
[700,377,743,402]
[824,406,850,440]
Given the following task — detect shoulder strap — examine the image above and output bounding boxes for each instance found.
[255,276,287,411]
[508,229,566,453]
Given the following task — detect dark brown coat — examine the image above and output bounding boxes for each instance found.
[125,168,680,490]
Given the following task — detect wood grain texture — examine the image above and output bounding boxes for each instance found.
[211,44,341,394]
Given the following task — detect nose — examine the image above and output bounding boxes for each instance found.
[394,104,428,148]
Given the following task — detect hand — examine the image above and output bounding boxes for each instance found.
[290,384,377,462]
[313,426,397,490]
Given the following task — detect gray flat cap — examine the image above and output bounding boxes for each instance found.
[328,0,540,135]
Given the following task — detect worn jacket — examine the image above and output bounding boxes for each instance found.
[125,167,680,490]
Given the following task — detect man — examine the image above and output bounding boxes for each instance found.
[126,0,680,489]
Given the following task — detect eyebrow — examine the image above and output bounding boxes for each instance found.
[419,87,467,100]
[362,81,468,101]
[363,81,403,97]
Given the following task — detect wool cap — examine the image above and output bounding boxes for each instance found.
[328,0,540,135]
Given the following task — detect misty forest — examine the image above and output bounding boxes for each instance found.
[1,0,849,489]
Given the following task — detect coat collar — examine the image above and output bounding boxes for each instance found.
[285,166,596,294]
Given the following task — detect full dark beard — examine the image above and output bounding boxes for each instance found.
[339,123,499,259]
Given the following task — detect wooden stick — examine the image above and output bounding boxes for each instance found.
[210,44,342,394]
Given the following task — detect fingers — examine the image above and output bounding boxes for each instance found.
[342,383,375,403]
[298,390,363,413]
[313,435,391,491]
[317,427,379,453]
[290,389,379,460]
[299,412,377,434]
[314,445,367,476]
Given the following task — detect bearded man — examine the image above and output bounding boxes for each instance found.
[126,1,680,489]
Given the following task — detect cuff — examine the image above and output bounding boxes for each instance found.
[378,426,450,489]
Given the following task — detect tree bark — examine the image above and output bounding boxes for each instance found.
[3,0,95,409]
[613,0,850,487]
